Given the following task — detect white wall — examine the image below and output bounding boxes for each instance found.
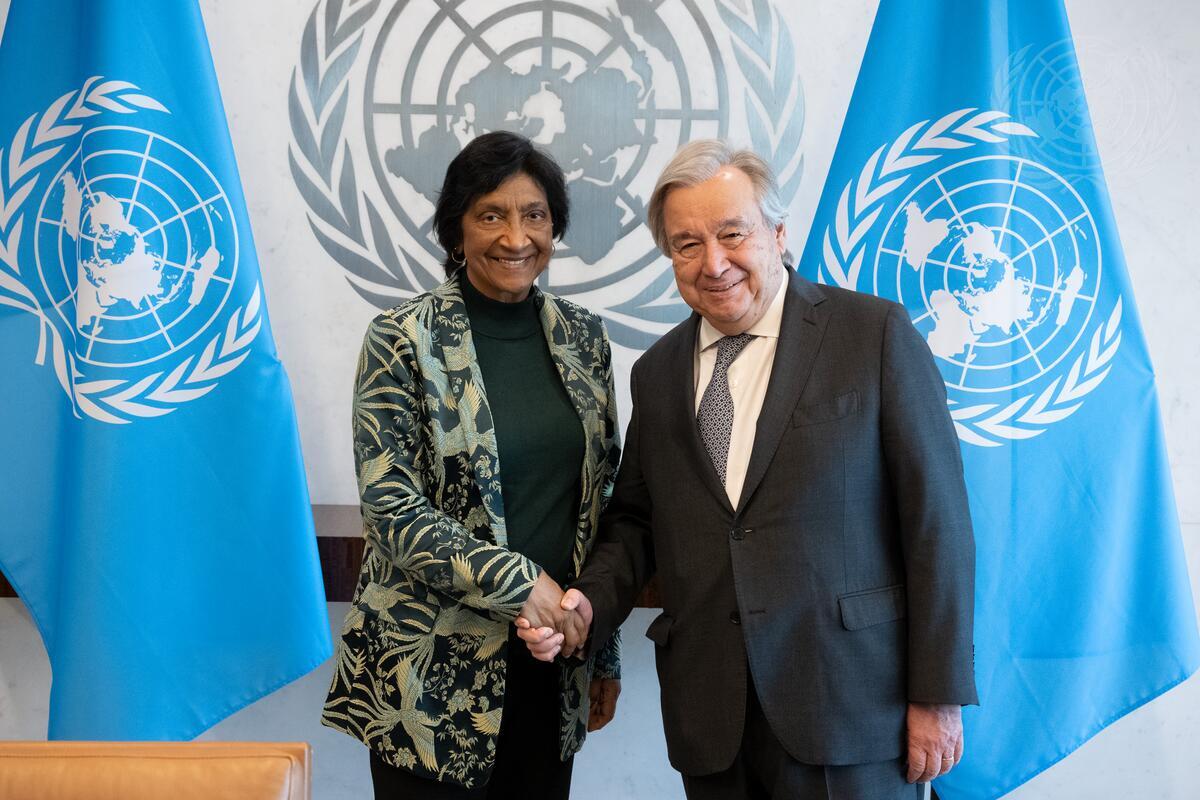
[0,1,1197,798]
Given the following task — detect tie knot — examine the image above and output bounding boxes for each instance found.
[715,333,754,369]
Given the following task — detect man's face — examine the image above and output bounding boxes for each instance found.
[661,167,787,335]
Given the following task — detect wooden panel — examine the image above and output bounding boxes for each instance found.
[0,504,662,607]
[316,535,661,607]
[316,536,365,604]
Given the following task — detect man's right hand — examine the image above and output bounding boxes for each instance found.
[515,587,594,661]
[559,588,593,657]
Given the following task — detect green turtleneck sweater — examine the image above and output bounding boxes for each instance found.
[461,274,584,585]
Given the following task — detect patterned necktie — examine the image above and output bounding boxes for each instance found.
[697,333,754,486]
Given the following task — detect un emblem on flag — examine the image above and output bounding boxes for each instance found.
[818,109,1122,447]
[37,127,238,369]
[288,0,805,349]
[0,78,262,424]
[877,156,1101,395]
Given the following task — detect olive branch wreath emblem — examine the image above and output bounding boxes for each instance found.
[716,0,805,205]
[0,77,262,424]
[288,0,805,309]
[816,108,1122,447]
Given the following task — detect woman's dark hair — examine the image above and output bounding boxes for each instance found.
[432,130,570,275]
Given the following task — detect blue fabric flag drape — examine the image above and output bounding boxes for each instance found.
[798,1,1199,797]
[0,0,331,739]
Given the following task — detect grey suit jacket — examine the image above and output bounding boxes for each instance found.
[573,270,977,775]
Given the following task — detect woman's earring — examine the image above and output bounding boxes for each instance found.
[451,249,466,267]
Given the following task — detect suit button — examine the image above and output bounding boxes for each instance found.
[730,527,745,541]
[730,611,741,625]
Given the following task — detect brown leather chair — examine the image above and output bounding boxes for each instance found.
[0,741,311,800]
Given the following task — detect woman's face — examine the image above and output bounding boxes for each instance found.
[460,172,554,303]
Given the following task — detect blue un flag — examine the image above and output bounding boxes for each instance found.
[0,0,331,738]
[799,1,1199,797]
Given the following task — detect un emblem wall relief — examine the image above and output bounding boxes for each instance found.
[0,78,262,424]
[287,0,805,350]
[288,1,1119,450]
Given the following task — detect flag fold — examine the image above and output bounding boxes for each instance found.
[0,0,332,739]
[799,1,1199,796]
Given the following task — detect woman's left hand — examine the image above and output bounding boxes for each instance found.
[587,678,621,732]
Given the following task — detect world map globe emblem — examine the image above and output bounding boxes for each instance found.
[874,155,1102,394]
[998,40,1098,177]
[362,0,728,342]
[34,125,238,370]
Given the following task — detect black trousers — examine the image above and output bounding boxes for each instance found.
[681,678,922,800]
[370,634,574,800]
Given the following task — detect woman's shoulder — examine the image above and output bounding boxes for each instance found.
[364,283,450,338]
[542,291,608,342]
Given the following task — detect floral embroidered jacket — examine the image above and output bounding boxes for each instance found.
[321,275,622,787]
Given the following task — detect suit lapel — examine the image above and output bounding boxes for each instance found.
[429,274,509,546]
[536,293,608,576]
[537,293,592,432]
[735,272,829,514]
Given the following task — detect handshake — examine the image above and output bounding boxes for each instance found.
[514,571,594,661]
[514,572,621,732]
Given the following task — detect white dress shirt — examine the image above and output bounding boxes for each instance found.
[693,276,788,506]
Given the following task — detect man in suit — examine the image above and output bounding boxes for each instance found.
[517,140,977,799]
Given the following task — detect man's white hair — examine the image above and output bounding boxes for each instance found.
[646,139,788,254]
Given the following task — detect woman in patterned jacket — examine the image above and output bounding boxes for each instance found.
[322,130,622,799]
